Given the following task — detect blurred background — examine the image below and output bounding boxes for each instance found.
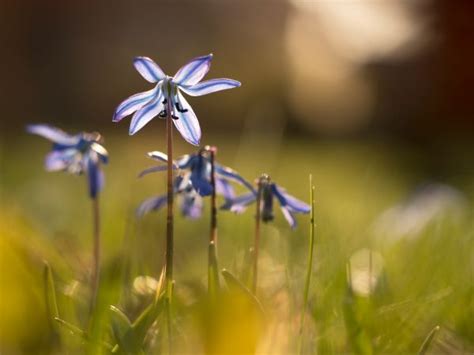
[1,0,474,353]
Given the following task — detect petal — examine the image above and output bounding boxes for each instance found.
[147,150,182,169]
[272,184,310,213]
[220,192,256,213]
[215,178,235,200]
[44,149,78,171]
[176,154,193,169]
[86,154,104,198]
[180,193,203,219]
[172,54,213,86]
[27,124,79,146]
[129,91,165,135]
[172,92,201,146]
[136,195,168,217]
[180,78,241,97]
[138,165,169,178]
[147,150,170,163]
[215,164,255,193]
[90,142,109,164]
[190,175,213,196]
[113,87,157,122]
[280,207,297,229]
[134,57,166,83]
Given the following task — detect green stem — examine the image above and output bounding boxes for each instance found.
[298,175,315,354]
[208,147,219,297]
[165,100,174,353]
[251,179,263,295]
[165,104,174,298]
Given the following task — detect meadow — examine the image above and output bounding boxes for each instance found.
[1,131,473,354]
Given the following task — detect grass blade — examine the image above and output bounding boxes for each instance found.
[418,325,440,355]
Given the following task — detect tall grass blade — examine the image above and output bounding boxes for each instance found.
[418,325,440,355]
[297,175,315,354]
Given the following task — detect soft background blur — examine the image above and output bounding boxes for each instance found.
[1,0,474,354]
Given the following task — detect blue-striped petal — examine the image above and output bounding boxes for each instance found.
[272,184,310,213]
[180,79,241,97]
[147,151,169,163]
[216,178,235,200]
[136,195,168,217]
[138,165,169,178]
[180,192,203,219]
[172,54,213,86]
[280,207,297,229]
[44,149,78,171]
[129,91,165,135]
[113,87,157,122]
[172,92,201,146]
[134,57,166,83]
[27,124,80,146]
[220,192,256,213]
[215,164,255,193]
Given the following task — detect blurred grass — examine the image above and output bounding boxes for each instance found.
[1,132,473,353]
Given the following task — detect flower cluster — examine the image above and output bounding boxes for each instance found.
[137,148,254,218]
[27,124,108,198]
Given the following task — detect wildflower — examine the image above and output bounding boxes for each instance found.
[26,124,108,198]
[137,149,251,218]
[221,175,311,228]
[137,174,205,219]
[113,54,241,145]
[139,149,254,197]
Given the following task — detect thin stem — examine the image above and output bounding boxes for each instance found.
[208,147,220,297]
[165,100,174,299]
[298,175,315,354]
[90,196,101,316]
[165,99,174,354]
[209,148,217,245]
[252,179,263,294]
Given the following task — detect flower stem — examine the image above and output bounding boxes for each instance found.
[208,147,219,298]
[90,196,101,316]
[165,102,174,299]
[297,175,315,354]
[251,178,263,294]
[165,100,174,354]
[209,147,218,245]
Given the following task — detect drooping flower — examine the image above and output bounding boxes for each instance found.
[221,175,310,228]
[26,124,108,198]
[113,54,241,145]
[140,148,255,197]
[137,174,206,219]
[136,148,253,218]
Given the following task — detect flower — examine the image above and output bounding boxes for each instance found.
[136,148,253,218]
[221,175,311,228]
[26,124,108,198]
[113,54,241,145]
[136,174,205,219]
[139,148,255,197]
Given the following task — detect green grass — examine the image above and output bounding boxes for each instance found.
[1,133,473,354]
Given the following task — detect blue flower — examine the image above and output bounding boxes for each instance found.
[27,124,108,198]
[136,148,253,218]
[221,176,310,229]
[136,174,204,219]
[113,54,241,145]
[140,149,255,197]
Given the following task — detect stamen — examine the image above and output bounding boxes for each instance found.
[158,110,167,118]
[175,102,188,113]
